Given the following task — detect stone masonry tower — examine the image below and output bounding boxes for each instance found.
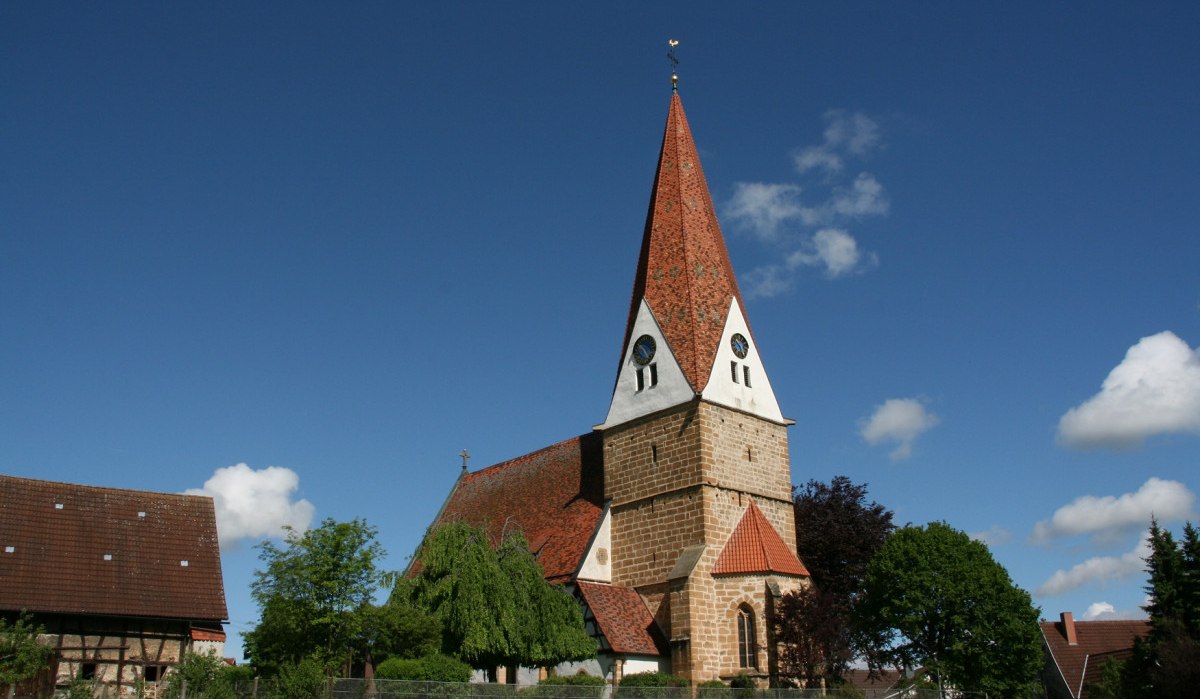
[597,92,810,685]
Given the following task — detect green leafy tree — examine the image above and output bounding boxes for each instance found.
[399,521,596,677]
[854,521,1042,698]
[776,477,894,686]
[244,518,388,676]
[356,600,441,672]
[0,612,53,692]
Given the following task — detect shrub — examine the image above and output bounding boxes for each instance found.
[540,675,606,686]
[696,680,729,699]
[375,654,471,682]
[615,672,688,699]
[618,672,687,687]
[264,657,326,699]
[163,651,236,699]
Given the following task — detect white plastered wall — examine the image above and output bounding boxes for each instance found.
[700,298,784,423]
[600,300,695,429]
[576,505,612,583]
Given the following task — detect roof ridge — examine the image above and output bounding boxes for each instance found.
[462,433,587,479]
[0,473,212,501]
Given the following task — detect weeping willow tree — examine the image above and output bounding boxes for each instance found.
[397,522,596,678]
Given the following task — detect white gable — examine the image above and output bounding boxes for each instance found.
[599,299,695,429]
[575,504,612,583]
[700,297,785,423]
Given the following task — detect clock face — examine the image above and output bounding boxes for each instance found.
[632,335,657,366]
[730,333,750,359]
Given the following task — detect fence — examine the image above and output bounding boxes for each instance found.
[12,679,995,699]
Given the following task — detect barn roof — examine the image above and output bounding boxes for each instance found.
[0,474,227,621]
[432,433,605,583]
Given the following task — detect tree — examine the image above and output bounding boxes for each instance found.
[1116,519,1200,699]
[854,521,1042,698]
[398,521,596,677]
[774,477,894,685]
[0,612,53,692]
[1144,518,1183,640]
[355,600,440,671]
[244,518,388,676]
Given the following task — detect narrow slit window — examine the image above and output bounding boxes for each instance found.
[743,366,752,387]
[636,368,646,391]
[731,361,739,383]
[652,445,658,463]
[649,363,658,387]
[737,605,758,669]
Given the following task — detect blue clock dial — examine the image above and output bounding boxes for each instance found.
[632,335,657,366]
[731,333,749,359]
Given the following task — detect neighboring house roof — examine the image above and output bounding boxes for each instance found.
[0,474,227,621]
[842,668,902,693]
[1041,614,1150,699]
[576,582,667,657]
[713,500,809,577]
[621,93,749,392]
[433,433,605,583]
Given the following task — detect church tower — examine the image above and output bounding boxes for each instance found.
[598,92,810,684]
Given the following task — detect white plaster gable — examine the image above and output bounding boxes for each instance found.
[700,297,785,423]
[600,299,695,429]
[576,504,612,583]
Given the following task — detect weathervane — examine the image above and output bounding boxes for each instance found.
[667,39,680,91]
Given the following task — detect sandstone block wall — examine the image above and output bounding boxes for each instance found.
[603,398,805,685]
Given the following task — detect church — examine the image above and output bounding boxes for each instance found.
[423,84,811,687]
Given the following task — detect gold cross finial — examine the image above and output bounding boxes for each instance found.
[667,39,680,91]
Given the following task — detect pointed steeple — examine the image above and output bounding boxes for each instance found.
[602,93,784,429]
[620,93,748,392]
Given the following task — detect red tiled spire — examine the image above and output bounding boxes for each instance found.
[622,93,748,392]
[713,500,810,577]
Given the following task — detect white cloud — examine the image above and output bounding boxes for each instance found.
[1030,477,1195,544]
[830,173,889,218]
[1037,536,1149,596]
[725,183,806,241]
[787,229,863,278]
[1082,602,1116,620]
[794,110,882,176]
[859,397,940,461]
[971,526,1013,547]
[185,463,315,550]
[1058,331,1200,449]
[727,109,888,294]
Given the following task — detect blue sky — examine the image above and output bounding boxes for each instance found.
[3,3,1199,660]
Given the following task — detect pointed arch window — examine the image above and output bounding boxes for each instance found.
[737,604,758,669]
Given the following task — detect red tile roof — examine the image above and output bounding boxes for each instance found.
[433,434,605,583]
[576,582,667,656]
[713,500,809,577]
[0,475,228,621]
[1041,617,1150,698]
[622,93,749,392]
